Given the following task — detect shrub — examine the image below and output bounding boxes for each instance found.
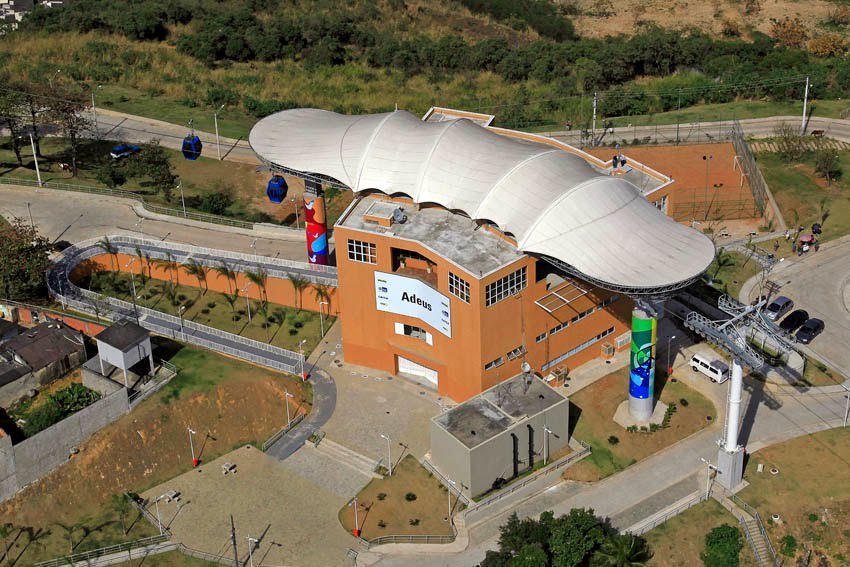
[769,16,808,48]
[288,329,298,335]
[701,524,743,567]
[808,513,818,522]
[177,293,187,301]
[294,321,304,329]
[207,302,216,309]
[404,492,417,502]
[201,308,210,314]
[200,191,234,216]
[377,520,387,528]
[607,435,620,445]
[780,534,797,557]
[377,492,387,501]
[680,398,689,407]
[807,34,846,58]
[409,518,420,526]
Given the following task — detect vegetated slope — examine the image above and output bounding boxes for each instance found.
[2,0,850,132]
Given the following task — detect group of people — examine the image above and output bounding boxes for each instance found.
[783,226,821,254]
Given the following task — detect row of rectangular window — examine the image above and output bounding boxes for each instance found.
[542,327,615,371]
[484,356,504,370]
[536,295,620,342]
[448,271,470,303]
[348,239,377,264]
[485,267,527,307]
[506,345,526,361]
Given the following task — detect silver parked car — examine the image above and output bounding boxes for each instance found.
[765,296,794,321]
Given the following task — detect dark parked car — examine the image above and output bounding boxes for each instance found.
[779,309,809,333]
[110,144,140,159]
[765,296,794,321]
[795,318,824,344]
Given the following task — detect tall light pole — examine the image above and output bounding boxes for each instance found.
[91,85,102,130]
[349,497,361,537]
[380,433,392,476]
[841,380,850,428]
[446,478,456,521]
[246,536,258,567]
[214,104,225,160]
[291,197,300,228]
[318,301,328,337]
[285,388,294,426]
[177,180,186,218]
[242,283,252,322]
[702,154,713,221]
[188,426,197,467]
[298,338,307,381]
[135,217,144,238]
[700,458,719,499]
[48,69,61,89]
[543,425,553,466]
[153,495,165,535]
[666,335,677,377]
[22,134,42,187]
[178,305,186,333]
[25,201,35,230]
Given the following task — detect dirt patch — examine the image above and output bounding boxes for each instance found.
[0,346,310,564]
[339,455,456,540]
[739,429,850,564]
[563,368,717,482]
[791,163,829,188]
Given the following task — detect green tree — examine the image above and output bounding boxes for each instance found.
[286,273,309,311]
[183,258,209,294]
[550,508,609,567]
[712,247,734,280]
[126,140,174,199]
[0,84,25,166]
[700,524,743,567]
[591,534,652,566]
[245,268,269,305]
[0,217,52,301]
[110,493,131,536]
[312,283,334,313]
[510,544,548,567]
[222,291,239,320]
[214,260,237,294]
[96,236,118,274]
[46,85,92,176]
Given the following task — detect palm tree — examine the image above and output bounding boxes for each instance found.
[287,273,309,311]
[95,236,118,274]
[591,534,651,567]
[152,253,176,285]
[222,291,239,320]
[819,197,831,227]
[214,260,237,294]
[184,258,209,295]
[271,307,287,341]
[255,300,272,342]
[245,268,269,305]
[311,283,334,313]
[55,522,83,553]
[162,281,178,307]
[712,247,734,280]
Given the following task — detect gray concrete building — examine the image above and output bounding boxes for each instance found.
[430,373,570,499]
[94,319,154,388]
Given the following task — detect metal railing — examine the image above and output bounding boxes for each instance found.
[421,459,471,507]
[362,528,457,548]
[175,544,234,565]
[127,360,179,408]
[731,121,771,221]
[464,440,592,515]
[32,535,170,567]
[728,493,780,566]
[625,491,708,536]
[0,175,260,230]
[126,493,172,538]
[261,412,306,451]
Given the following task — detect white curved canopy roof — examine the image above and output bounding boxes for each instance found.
[249,109,714,291]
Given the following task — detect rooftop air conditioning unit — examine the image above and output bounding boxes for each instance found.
[601,342,614,357]
[392,207,408,224]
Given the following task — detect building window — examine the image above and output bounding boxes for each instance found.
[550,321,569,336]
[542,327,615,371]
[395,322,432,345]
[485,267,527,307]
[506,345,526,361]
[448,272,470,303]
[570,306,595,324]
[535,332,547,343]
[484,356,504,370]
[347,239,377,264]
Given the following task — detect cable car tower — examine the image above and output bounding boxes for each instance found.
[684,293,795,490]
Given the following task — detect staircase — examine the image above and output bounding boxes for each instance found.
[312,437,383,479]
[713,492,778,567]
[742,517,774,566]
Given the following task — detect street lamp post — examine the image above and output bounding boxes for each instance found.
[25,201,34,230]
[285,388,294,426]
[153,495,165,535]
[214,104,226,160]
[380,433,392,476]
[291,197,300,228]
[22,134,42,186]
[90,85,102,130]
[298,339,307,381]
[667,335,677,377]
[188,427,198,467]
[842,381,850,428]
[700,458,719,499]
[48,69,61,89]
[178,305,186,333]
[702,154,713,221]
[246,536,258,567]
[135,218,144,238]
[126,258,139,323]
[177,181,186,218]
[242,283,252,322]
[349,497,361,537]
[318,301,328,337]
[447,478,456,521]
[543,425,553,466]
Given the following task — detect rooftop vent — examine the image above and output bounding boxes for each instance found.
[393,207,408,224]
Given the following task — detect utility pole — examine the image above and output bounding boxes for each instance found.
[801,76,810,136]
[591,91,598,147]
[29,133,42,187]
[215,104,225,160]
[230,515,239,567]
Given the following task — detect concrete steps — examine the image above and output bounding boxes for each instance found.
[743,519,773,566]
[311,437,383,479]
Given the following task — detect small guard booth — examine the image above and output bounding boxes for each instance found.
[94,319,155,388]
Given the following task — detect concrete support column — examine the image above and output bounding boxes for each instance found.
[628,304,658,421]
[304,179,329,265]
[724,359,744,452]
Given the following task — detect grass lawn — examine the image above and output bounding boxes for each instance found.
[123,551,220,566]
[756,150,850,242]
[739,429,850,565]
[0,343,310,565]
[563,369,717,482]
[339,455,456,540]
[801,359,844,388]
[644,498,757,567]
[707,250,764,300]
[79,271,332,355]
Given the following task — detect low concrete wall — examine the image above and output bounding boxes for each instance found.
[0,371,38,408]
[0,387,129,502]
[82,359,125,396]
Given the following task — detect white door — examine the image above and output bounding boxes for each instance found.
[397,355,438,387]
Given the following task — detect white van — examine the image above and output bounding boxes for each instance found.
[689,353,729,384]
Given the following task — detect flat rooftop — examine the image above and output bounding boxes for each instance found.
[95,319,149,351]
[433,374,567,449]
[339,195,523,277]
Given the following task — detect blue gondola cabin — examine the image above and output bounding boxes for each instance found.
[266,175,288,203]
[182,135,203,160]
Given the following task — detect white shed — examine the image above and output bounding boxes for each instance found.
[94,319,154,388]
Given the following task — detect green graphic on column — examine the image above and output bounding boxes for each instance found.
[629,313,657,400]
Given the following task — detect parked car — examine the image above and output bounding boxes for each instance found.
[795,318,824,344]
[110,144,140,159]
[689,352,729,384]
[779,309,809,333]
[765,296,794,321]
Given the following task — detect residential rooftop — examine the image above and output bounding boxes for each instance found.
[95,319,150,351]
[1,321,84,371]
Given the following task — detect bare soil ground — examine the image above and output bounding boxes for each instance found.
[570,0,840,39]
[0,346,310,565]
[563,368,718,482]
[739,428,850,564]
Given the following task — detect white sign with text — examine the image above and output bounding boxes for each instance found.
[374,272,452,337]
